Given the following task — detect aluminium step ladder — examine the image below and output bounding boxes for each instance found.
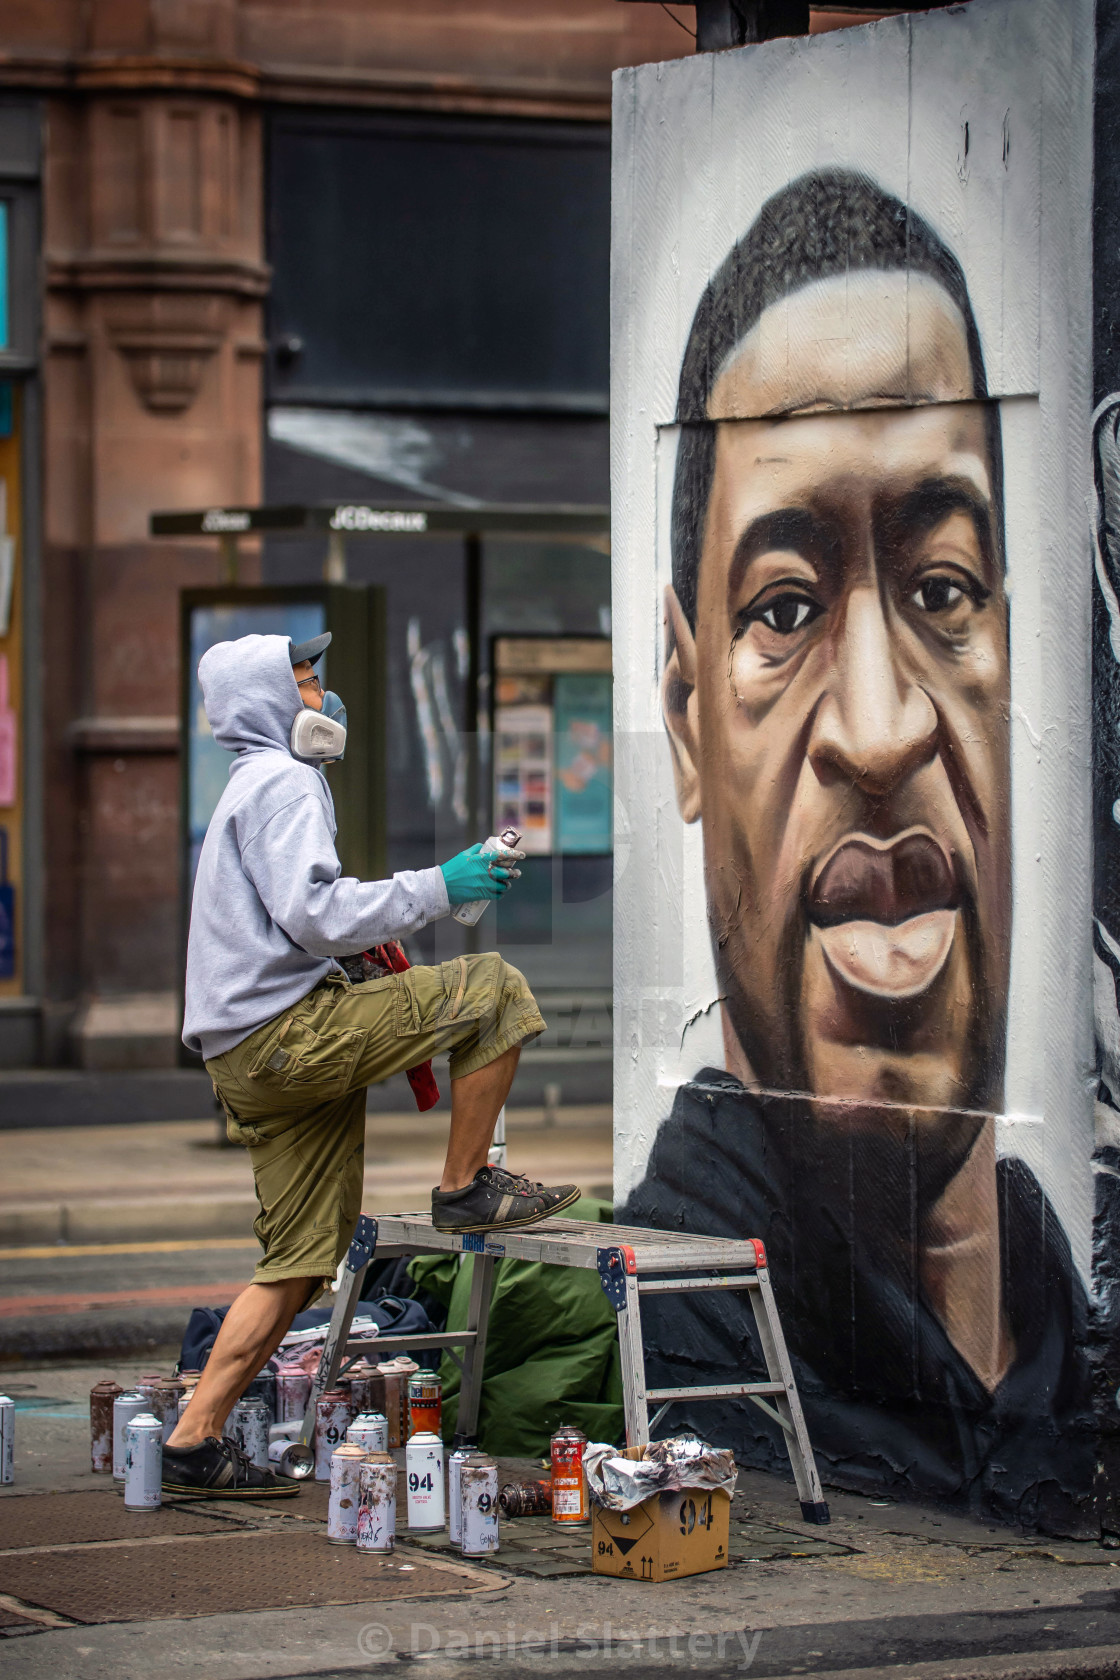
[300,1212,830,1525]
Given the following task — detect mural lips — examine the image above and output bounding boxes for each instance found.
[808,828,959,1000]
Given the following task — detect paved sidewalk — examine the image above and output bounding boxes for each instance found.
[3,1359,1120,1680]
[0,1103,613,1245]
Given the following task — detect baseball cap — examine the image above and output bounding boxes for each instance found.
[289,632,331,667]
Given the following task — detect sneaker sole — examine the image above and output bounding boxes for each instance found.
[432,1185,582,1235]
[161,1480,301,1499]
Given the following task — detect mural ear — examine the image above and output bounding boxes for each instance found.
[662,585,702,823]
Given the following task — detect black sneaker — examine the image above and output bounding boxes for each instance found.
[161,1435,300,1499]
[431,1165,581,1234]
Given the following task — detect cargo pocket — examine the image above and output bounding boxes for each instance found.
[246,1011,364,1098]
[393,956,499,1036]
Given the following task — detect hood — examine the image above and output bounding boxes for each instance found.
[199,633,303,754]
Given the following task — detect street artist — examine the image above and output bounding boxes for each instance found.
[163,630,578,1497]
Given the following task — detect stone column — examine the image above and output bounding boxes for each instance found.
[42,34,266,1065]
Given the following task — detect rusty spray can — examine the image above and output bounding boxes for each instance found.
[315,1389,352,1481]
[123,1412,163,1510]
[0,1395,13,1484]
[408,1370,442,1438]
[89,1379,122,1473]
[112,1391,149,1481]
[156,1378,185,1444]
[347,1411,389,1453]
[357,1453,396,1552]
[406,1431,445,1531]
[327,1443,368,1544]
[460,1453,500,1555]
[498,1478,552,1518]
[276,1362,311,1424]
[550,1426,589,1524]
[448,1442,477,1548]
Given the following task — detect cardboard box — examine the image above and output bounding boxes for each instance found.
[589,1450,731,1583]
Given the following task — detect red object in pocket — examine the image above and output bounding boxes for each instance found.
[367,942,440,1112]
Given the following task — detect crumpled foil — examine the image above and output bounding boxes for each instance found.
[582,1435,737,1512]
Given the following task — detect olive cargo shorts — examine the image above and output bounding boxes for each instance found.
[206,954,546,1292]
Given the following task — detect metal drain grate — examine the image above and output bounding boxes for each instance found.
[2,1530,495,1623]
[0,1489,237,1550]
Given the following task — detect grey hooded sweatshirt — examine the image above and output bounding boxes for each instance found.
[182,633,449,1061]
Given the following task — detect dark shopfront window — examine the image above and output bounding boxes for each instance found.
[267,109,610,413]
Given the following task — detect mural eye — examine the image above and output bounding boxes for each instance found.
[758,595,818,634]
[910,575,966,613]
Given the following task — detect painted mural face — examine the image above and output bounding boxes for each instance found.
[663,271,1012,1143]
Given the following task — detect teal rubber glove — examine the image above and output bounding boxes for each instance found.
[439,843,514,906]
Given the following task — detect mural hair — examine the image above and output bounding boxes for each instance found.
[670,167,1005,627]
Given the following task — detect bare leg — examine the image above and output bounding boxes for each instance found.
[168,1276,315,1449]
[439,1044,521,1192]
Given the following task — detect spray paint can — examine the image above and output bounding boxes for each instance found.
[452,828,523,926]
[346,1359,378,1416]
[89,1379,123,1473]
[347,1412,389,1453]
[156,1378,185,1444]
[315,1389,352,1481]
[227,1397,270,1469]
[0,1395,13,1485]
[276,1362,311,1424]
[498,1478,553,1518]
[268,1437,314,1480]
[408,1370,442,1439]
[123,1412,163,1510]
[375,1366,404,1448]
[112,1391,149,1481]
[460,1453,500,1555]
[357,1454,396,1552]
[550,1426,589,1524]
[327,1444,368,1544]
[245,1367,276,1424]
[448,1442,477,1548]
[406,1431,445,1531]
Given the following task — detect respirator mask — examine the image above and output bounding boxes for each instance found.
[290,691,348,764]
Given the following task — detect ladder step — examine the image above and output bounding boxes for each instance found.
[344,1330,477,1351]
[637,1275,760,1294]
[647,1381,786,1402]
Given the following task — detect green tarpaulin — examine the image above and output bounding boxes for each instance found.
[407,1197,624,1457]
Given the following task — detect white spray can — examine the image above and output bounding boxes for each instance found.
[357,1454,397,1552]
[123,1412,163,1510]
[327,1444,368,1545]
[406,1431,445,1531]
[448,1442,476,1548]
[451,829,523,926]
[459,1453,500,1555]
[0,1395,13,1484]
[112,1391,149,1481]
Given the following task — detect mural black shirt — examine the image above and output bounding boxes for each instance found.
[619,1071,1096,1535]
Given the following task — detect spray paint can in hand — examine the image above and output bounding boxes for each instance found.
[315,1390,352,1481]
[327,1444,368,1544]
[123,1412,163,1510]
[448,1442,477,1548]
[406,1432,445,1531]
[0,1395,13,1485]
[459,1453,500,1556]
[451,829,523,927]
[112,1392,149,1482]
[89,1380,122,1473]
[357,1454,396,1552]
[347,1412,389,1454]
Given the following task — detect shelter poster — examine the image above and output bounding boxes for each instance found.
[611,0,1101,1530]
